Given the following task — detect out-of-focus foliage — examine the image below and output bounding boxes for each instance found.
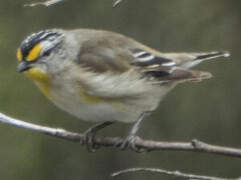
[0,0,240,179]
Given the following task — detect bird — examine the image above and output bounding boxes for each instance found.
[16,29,230,151]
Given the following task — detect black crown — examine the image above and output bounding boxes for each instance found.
[20,30,62,59]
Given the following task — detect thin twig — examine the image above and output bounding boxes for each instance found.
[0,112,241,158]
[113,0,123,7]
[111,167,241,180]
[24,0,64,7]
[24,0,123,7]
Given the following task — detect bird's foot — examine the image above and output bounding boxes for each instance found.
[82,128,100,152]
[116,135,146,153]
[82,121,114,152]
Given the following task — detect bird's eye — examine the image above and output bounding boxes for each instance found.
[43,50,51,57]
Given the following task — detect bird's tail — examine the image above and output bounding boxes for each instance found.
[193,51,230,61]
[170,51,230,68]
[153,67,213,83]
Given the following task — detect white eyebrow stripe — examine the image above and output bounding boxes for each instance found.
[40,32,53,39]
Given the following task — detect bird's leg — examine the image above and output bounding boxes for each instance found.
[83,121,114,152]
[118,111,152,152]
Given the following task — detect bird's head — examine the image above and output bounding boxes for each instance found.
[16,30,65,97]
[17,30,64,76]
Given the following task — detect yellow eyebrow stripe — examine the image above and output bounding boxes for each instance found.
[26,43,42,61]
[17,48,23,61]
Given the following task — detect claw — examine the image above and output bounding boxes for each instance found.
[117,135,146,152]
[115,111,151,152]
[81,121,114,152]
[83,129,100,152]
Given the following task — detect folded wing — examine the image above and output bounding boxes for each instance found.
[130,48,230,83]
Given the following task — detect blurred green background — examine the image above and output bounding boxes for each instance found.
[0,0,240,179]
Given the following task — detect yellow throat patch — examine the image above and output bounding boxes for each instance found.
[24,68,51,98]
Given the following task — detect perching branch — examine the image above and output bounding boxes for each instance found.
[24,0,123,7]
[0,112,241,157]
[111,167,241,180]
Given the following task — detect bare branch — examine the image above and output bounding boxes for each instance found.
[111,167,241,180]
[0,112,241,158]
[24,0,123,7]
[24,0,64,7]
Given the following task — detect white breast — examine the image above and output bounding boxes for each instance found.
[48,70,167,123]
[49,85,144,123]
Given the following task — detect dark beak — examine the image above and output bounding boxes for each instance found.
[17,61,31,72]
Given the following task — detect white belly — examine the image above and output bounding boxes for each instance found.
[49,86,143,123]
[47,71,172,123]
